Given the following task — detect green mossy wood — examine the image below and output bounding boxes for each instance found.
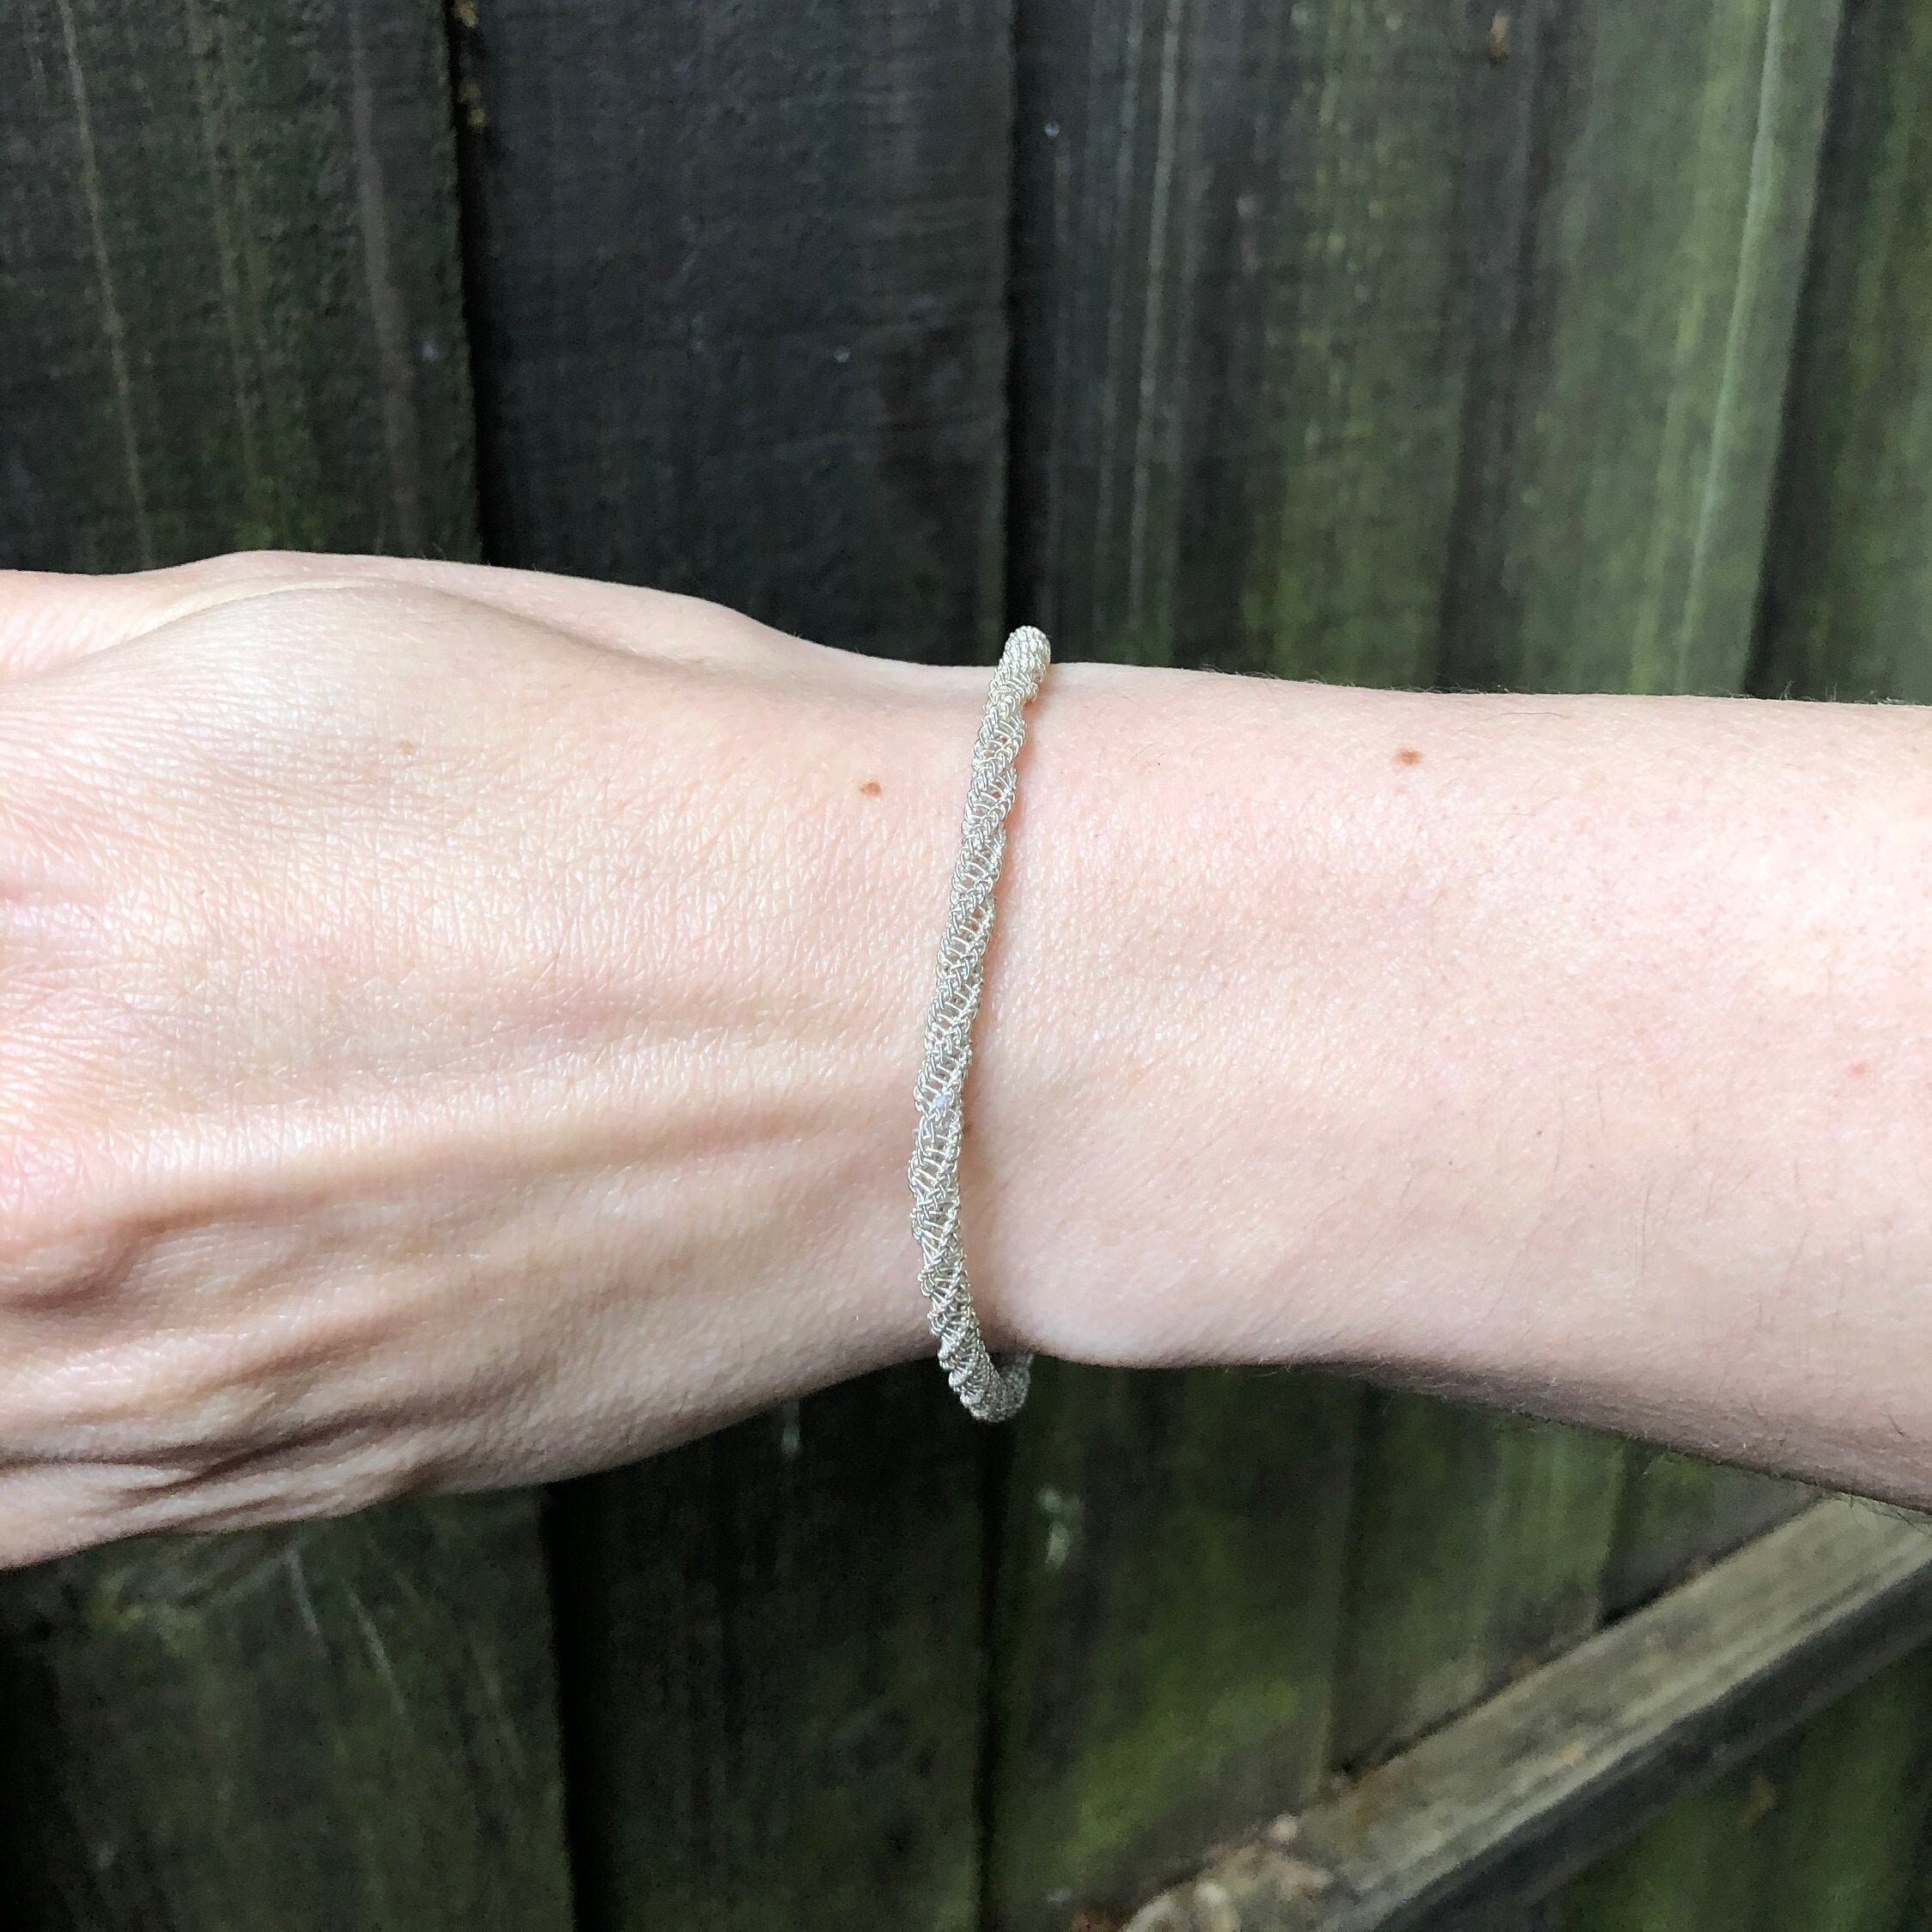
[0,3,574,1925]
[1601,1450,1808,1621]
[1005,0,1512,684]
[1437,0,1844,697]
[1127,1498,1932,1931]
[1756,0,1932,706]
[1546,1771,1776,1932]
[990,3,1517,1921]
[1334,0,1838,1771]
[548,1385,984,1931]
[1557,0,1932,1917]
[0,1500,574,1931]
[1333,1404,1628,1768]
[991,1368,1362,1928]
[448,1,1016,1924]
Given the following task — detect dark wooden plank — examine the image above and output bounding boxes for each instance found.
[0,0,477,568]
[0,3,574,1926]
[1543,1764,1773,1932]
[1007,0,1515,679]
[1121,1498,1932,1931]
[988,5,1535,1917]
[450,0,1011,665]
[1730,1646,1932,1932]
[548,1380,983,1930]
[0,1498,574,1930]
[448,3,1017,1925]
[1334,0,1845,1768]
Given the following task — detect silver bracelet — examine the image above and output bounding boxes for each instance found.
[907,624,1052,1423]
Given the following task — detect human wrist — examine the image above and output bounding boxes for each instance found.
[567,641,1009,1419]
[939,662,1433,1379]
[886,654,1324,1376]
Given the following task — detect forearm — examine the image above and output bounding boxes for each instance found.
[9,554,1930,1564]
[946,665,1932,1501]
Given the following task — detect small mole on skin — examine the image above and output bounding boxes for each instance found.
[398,739,419,756]
[1850,1061,1871,1078]
[860,779,883,797]
[1394,747,1422,768]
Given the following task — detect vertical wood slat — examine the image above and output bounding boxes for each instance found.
[0,1501,574,1931]
[1333,0,1842,1771]
[1333,1404,1628,1769]
[1437,0,1844,698]
[1540,1,1932,1919]
[989,5,1513,1923]
[1755,0,1932,707]
[452,0,1011,665]
[992,1369,1362,1930]
[548,1382,985,1931]
[1008,0,1504,683]
[449,2,1016,1925]
[0,0,477,565]
[0,3,574,1927]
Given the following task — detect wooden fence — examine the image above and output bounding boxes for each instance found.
[1,0,1929,1926]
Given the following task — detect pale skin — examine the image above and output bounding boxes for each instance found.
[3,549,1930,1568]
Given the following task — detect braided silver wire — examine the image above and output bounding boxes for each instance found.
[908,624,1051,1422]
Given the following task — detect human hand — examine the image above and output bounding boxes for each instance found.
[0,551,993,1564]
[19,547,1929,1559]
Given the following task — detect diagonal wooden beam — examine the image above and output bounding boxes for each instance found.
[1127,1496,1932,1932]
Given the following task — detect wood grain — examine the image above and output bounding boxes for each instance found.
[0,1500,574,1930]
[1007,0,1515,679]
[1601,1449,1810,1620]
[1438,0,1844,696]
[1332,1403,1628,1768]
[0,5,573,1926]
[548,1381,984,1931]
[452,0,1012,665]
[989,1368,1361,1929]
[0,0,477,567]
